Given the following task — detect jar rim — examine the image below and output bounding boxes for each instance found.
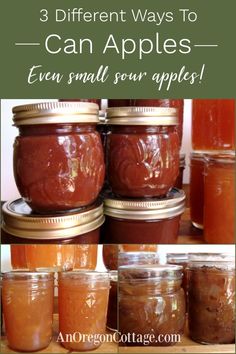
[3,271,54,280]
[106,106,178,126]
[59,270,110,281]
[204,152,235,164]
[167,253,189,261]
[119,264,183,281]
[13,101,99,125]
[104,188,185,220]
[2,198,104,240]
[188,253,235,263]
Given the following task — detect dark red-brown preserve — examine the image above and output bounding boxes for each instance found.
[101,189,185,244]
[106,107,180,198]
[1,199,104,244]
[12,102,105,213]
[107,99,184,144]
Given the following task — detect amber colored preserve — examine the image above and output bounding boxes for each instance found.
[25,245,75,271]
[102,245,118,270]
[192,99,235,151]
[74,245,98,270]
[10,245,27,269]
[2,272,54,352]
[58,272,110,351]
[189,153,205,229]
[204,154,235,243]
[119,244,158,252]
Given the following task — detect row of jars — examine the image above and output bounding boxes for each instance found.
[190,151,235,243]
[2,252,235,351]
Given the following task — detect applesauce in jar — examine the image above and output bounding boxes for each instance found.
[188,253,235,344]
[2,272,54,352]
[58,271,110,351]
[204,153,235,243]
[106,107,179,198]
[192,99,235,151]
[10,245,27,269]
[119,264,185,346]
[74,245,97,270]
[25,245,75,271]
[189,152,205,229]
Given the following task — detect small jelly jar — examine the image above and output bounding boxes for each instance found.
[189,152,205,229]
[2,198,104,244]
[107,271,118,330]
[102,188,185,244]
[74,245,98,270]
[106,107,180,198]
[12,102,105,213]
[118,252,159,267]
[58,271,110,351]
[203,153,235,244]
[2,272,54,352]
[10,245,27,269]
[192,99,235,151]
[119,264,185,346]
[187,253,235,344]
[25,245,75,271]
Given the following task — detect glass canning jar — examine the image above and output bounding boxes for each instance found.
[102,188,185,244]
[12,102,105,213]
[58,271,110,351]
[106,107,180,198]
[2,272,54,352]
[203,153,235,243]
[2,198,104,244]
[187,253,235,344]
[119,264,185,346]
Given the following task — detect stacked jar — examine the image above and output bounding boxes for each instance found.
[2,102,105,244]
[101,101,186,244]
[190,99,235,243]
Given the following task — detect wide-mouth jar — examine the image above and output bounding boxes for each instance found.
[106,107,180,198]
[1,198,104,244]
[118,264,185,346]
[12,101,105,213]
[2,272,54,352]
[189,152,205,229]
[203,153,235,244]
[102,188,186,244]
[58,271,110,351]
[187,253,235,344]
[118,252,159,266]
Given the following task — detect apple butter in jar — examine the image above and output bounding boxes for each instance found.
[13,102,105,213]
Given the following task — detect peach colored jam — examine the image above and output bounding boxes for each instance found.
[2,272,54,352]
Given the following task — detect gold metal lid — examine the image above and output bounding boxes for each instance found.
[13,101,99,126]
[104,188,185,220]
[2,199,104,240]
[106,107,178,125]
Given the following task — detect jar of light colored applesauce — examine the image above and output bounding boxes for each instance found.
[2,272,54,352]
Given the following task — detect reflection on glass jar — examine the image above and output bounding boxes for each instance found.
[188,253,235,344]
[106,107,179,198]
[2,272,54,352]
[189,152,205,229]
[10,245,27,269]
[119,252,159,267]
[12,102,104,213]
[107,271,118,330]
[74,245,97,270]
[192,99,235,151]
[204,153,235,244]
[119,264,185,346]
[102,245,118,270]
[25,245,75,271]
[102,189,185,244]
[58,271,110,351]
[2,198,104,244]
